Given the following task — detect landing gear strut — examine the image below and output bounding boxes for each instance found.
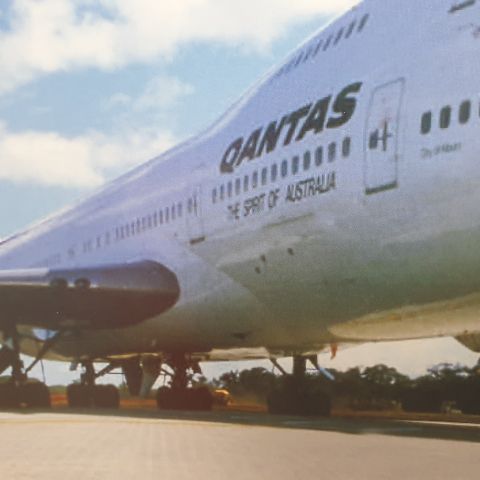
[267,355,332,416]
[66,361,120,409]
[0,326,51,409]
[156,354,213,411]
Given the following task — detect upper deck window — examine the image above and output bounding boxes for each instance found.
[261,167,268,186]
[345,21,356,38]
[235,178,241,195]
[292,156,300,175]
[440,106,451,129]
[358,14,369,32]
[303,151,311,171]
[271,163,278,182]
[421,112,432,134]
[459,100,471,124]
[323,34,333,51]
[334,28,344,45]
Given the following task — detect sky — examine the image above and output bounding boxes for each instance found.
[0,0,478,385]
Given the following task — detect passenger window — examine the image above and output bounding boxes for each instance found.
[136,219,141,233]
[281,159,288,178]
[171,205,176,221]
[345,21,356,38]
[421,112,432,134]
[212,188,217,204]
[440,106,451,129]
[165,208,169,223]
[328,143,336,162]
[142,217,147,230]
[178,203,183,217]
[294,52,303,67]
[187,198,193,213]
[334,28,344,45]
[292,156,299,174]
[159,210,163,224]
[315,146,323,166]
[147,216,152,229]
[124,225,129,238]
[227,181,233,198]
[243,175,249,192]
[235,178,241,195]
[131,222,135,234]
[342,137,351,157]
[303,151,311,171]
[261,167,268,186]
[358,14,369,32]
[153,212,158,227]
[220,185,225,201]
[252,171,258,189]
[459,100,471,124]
[313,39,323,56]
[271,163,278,182]
[323,34,333,51]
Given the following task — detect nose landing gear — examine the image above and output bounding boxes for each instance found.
[66,361,120,409]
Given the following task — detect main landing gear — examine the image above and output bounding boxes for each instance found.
[0,327,52,409]
[267,356,332,416]
[66,362,120,409]
[156,354,213,411]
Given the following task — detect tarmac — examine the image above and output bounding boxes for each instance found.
[0,408,479,480]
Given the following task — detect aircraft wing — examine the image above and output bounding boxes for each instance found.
[0,260,179,331]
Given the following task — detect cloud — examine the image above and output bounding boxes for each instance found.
[106,75,194,113]
[0,122,176,188]
[0,0,359,95]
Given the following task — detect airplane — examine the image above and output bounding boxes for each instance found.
[1,0,480,415]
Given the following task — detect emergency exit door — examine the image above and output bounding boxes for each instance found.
[186,185,205,245]
[364,79,405,195]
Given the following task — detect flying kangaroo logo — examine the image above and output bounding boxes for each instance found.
[220,82,362,174]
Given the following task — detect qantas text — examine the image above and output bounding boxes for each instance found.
[220,82,362,174]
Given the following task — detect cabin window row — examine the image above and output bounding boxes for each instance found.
[274,13,369,80]
[212,137,351,203]
[81,202,185,254]
[421,100,473,134]
[114,203,184,242]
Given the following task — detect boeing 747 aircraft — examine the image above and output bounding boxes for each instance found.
[1,0,480,414]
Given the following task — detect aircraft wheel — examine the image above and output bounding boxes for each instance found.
[0,382,20,409]
[156,386,176,409]
[191,387,214,411]
[93,384,120,409]
[157,387,213,411]
[67,384,91,408]
[21,382,51,408]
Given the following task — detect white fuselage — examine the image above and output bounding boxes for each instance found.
[1,0,480,362]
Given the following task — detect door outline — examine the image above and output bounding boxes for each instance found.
[364,78,405,195]
[186,185,205,245]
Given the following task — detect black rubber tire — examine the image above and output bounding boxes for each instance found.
[0,382,20,409]
[156,387,213,411]
[67,384,92,408]
[93,384,120,409]
[21,382,51,408]
[192,387,214,411]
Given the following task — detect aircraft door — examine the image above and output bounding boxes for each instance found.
[186,185,205,245]
[364,79,405,195]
